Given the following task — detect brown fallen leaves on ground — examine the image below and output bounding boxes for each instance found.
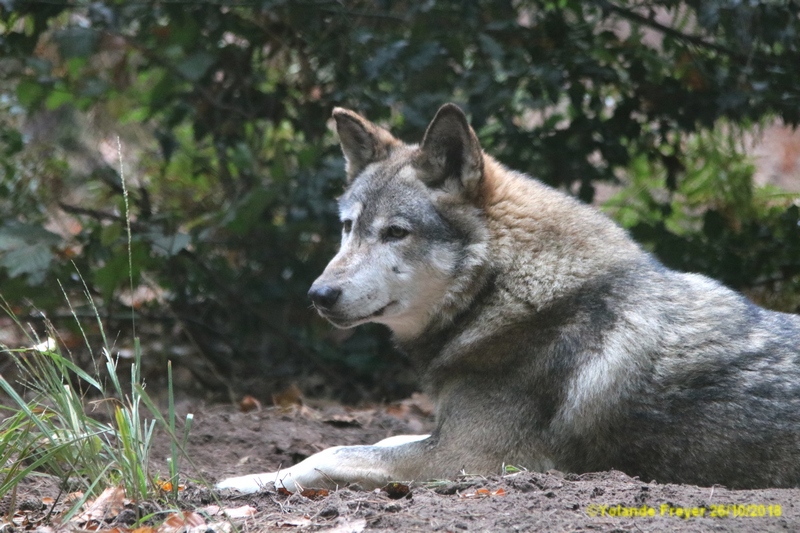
[5,485,256,533]
[459,486,507,498]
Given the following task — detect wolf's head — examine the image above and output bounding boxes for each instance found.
[308,104,491,340]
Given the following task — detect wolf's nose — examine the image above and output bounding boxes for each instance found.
[308,285,342,309]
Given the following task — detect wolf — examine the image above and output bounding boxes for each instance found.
[217,103,800,493]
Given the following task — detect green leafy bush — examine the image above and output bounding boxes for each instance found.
[605,123,800,310]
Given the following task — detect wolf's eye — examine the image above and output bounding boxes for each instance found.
[386,225,409,241]
[342,220,353,233]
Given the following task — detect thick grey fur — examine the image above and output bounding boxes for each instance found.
[218,104,800,493]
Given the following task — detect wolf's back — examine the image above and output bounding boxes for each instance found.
[556,263,800,488]
[421,153,800,488]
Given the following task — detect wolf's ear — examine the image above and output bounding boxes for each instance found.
[418,103,484,197]
[333,108,400,181]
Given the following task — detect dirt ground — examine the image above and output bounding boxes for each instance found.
[4,391,800,532]
[135,397,800,533]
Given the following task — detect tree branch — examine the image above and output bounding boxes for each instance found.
[595,0,785,68]
[58,202,147,231]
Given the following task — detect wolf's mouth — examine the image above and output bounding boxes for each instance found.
[367,301,395,318]
[318,301,396,327]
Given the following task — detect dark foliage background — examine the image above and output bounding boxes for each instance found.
[1,0,798,402]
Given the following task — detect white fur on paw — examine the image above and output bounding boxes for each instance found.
[216,449,341,494]
[215,472,277,494]
[373,434,430,447]
[217,440,407,493]
[270,447,344,492]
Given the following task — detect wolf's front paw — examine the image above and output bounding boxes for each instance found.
[216,446,347,493]
[215,472,278,494]
[270,446,347,491]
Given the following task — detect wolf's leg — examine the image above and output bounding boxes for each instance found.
[372,434,430,447]
[215,434,431,493]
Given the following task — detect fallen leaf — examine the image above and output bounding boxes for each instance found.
[73,486,125,524]
[459,486,507,499]
[299,488,329,500]
[239,395,261,413]
[276,487,292,496]
[65,491,84,505]
[157,481,185,492]
[158,511,206,533]
[272,384,303,409]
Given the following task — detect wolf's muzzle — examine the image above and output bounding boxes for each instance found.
[308,284,342,310]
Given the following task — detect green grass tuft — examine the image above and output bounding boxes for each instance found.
[0,140,195,518]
